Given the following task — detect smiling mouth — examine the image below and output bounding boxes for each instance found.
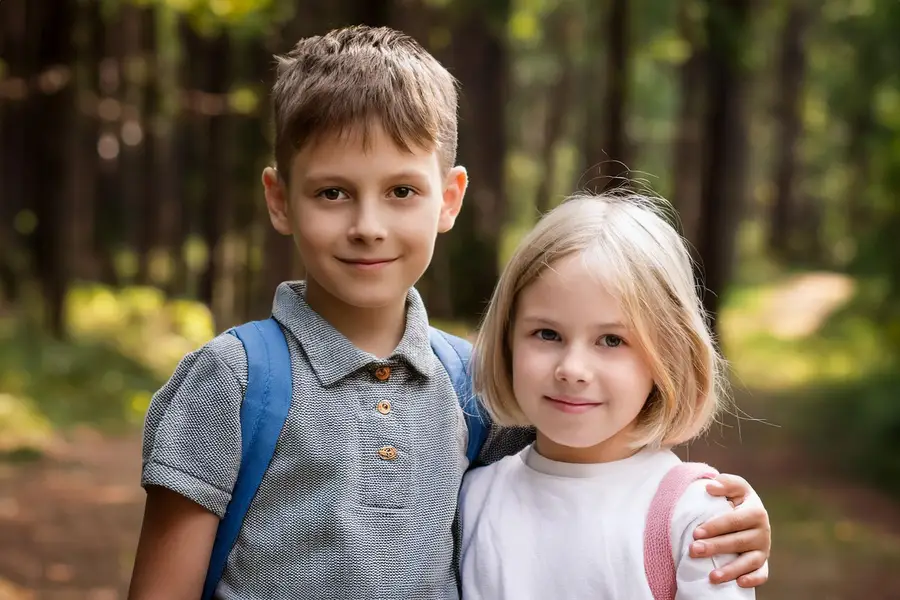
[337,258,398,269]
[544,395,604,414]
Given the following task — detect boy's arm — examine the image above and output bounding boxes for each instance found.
[473,419,535,467]
[672,481,756,600]
[690,474,771,588]
[130,335,246,598]
[128,487,219,600]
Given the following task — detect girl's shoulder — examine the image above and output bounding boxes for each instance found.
[461,449,528,500]
[665,465,733,536]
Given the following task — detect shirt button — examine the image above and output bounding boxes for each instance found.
[377,400,392,415]
[378,445,398,461]
[374,366,391,381]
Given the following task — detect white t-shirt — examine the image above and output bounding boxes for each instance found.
[459,445,755,600]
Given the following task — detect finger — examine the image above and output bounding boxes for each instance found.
[737,562,769,588]
[694,505,767,540]
[705,481,745,507]
[690,529,765,558]
[709,552,768,585]
[708,473,751,504]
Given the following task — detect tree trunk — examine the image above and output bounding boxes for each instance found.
[135,6,160,286]
[197,31,235,327]
[30,0,78,336]
[844,91,877,238]
[177,16,210,299]
[94,7,126,286]
[671,0,707,248]
[350,0,392,27]
[0,0,30,305]
[696,0,753,331]
[581,0,631,192]
[69,0,106,282]
[599,0,631,187]
[535,5,577,215]
[116,3,145,284]
[769,1,812,260]
[447,1,510,321]
[151,5,184,296]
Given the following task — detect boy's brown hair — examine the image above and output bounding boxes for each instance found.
[271,25,459,181]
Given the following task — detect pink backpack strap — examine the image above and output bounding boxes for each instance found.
[644,462,719,600]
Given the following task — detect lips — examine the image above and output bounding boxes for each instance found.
[337,257,398,270]
[544,395,604,414]
[339,258,396,264]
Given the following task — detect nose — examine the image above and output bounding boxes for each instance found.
[347,198,388,243]
[554,346,593,385]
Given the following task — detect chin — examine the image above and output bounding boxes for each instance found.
[334,280,413,309]
[541,425,616,450]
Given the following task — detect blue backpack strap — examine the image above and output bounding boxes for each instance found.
[202,317,292,600]
[428,327,489,465]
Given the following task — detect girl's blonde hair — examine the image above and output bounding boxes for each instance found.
[473,192,728,449]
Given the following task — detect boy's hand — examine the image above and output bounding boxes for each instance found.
[690,473,771,588]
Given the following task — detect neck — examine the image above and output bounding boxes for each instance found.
[304,277,408,358]
[534,425,641,464]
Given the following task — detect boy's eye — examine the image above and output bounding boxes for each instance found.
[534,328,560,342]
[599,334,624,348]
[391,186,415,199]
[318,188,347,201]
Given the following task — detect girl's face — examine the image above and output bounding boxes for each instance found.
[510,254,655,464]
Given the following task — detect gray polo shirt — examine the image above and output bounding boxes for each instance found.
[141,281,534,599]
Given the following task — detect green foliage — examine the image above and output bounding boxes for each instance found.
[0,285,217,452]
[126,0,294,38]
[722,272,900,499]
[65,284,216,379]
[799,370,900,496]
[0,322,157,432]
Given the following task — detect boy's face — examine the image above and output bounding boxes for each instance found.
[263,121,466,310]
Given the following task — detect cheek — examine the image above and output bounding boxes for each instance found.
[396,203,441,236]
[614,354,655,399]
[293,205,340,242]
[510,341,546,390]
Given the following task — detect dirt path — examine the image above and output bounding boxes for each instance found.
[685,271,900,599]
[2,273,899,599]
[0,431,143,599]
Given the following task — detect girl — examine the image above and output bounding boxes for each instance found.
[459,192,757,599]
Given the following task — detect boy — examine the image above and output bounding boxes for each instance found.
[128,26,771,599]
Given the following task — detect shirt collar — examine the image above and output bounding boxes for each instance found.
[271,281,437,386]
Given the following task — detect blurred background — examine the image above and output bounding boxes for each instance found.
[2,0,900,598]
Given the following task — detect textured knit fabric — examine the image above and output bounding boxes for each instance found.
[644,463,720,600]
[141,281,535,600]
[459,446,755,600]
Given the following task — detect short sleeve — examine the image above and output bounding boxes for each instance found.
[475,417,535,467]
[672,480,756,599]
[141,333,247,518]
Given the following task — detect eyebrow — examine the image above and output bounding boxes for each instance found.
[302,170,431,186]
[518,315,627,330]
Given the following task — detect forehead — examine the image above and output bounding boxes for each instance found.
[288,121,442,181]
[517,254,624,317]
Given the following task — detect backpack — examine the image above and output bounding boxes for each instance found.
[200,317,490,600]
[643,462,720,600]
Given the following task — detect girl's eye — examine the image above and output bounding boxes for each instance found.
[318,188,347,201]
[392,186,415,199]
[534,328,560,342]
[599,334,624,348]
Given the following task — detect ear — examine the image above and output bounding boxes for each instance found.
[438,166,468,233]
[262,167,293,236]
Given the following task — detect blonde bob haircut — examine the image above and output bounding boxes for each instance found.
[473,192,729,449]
